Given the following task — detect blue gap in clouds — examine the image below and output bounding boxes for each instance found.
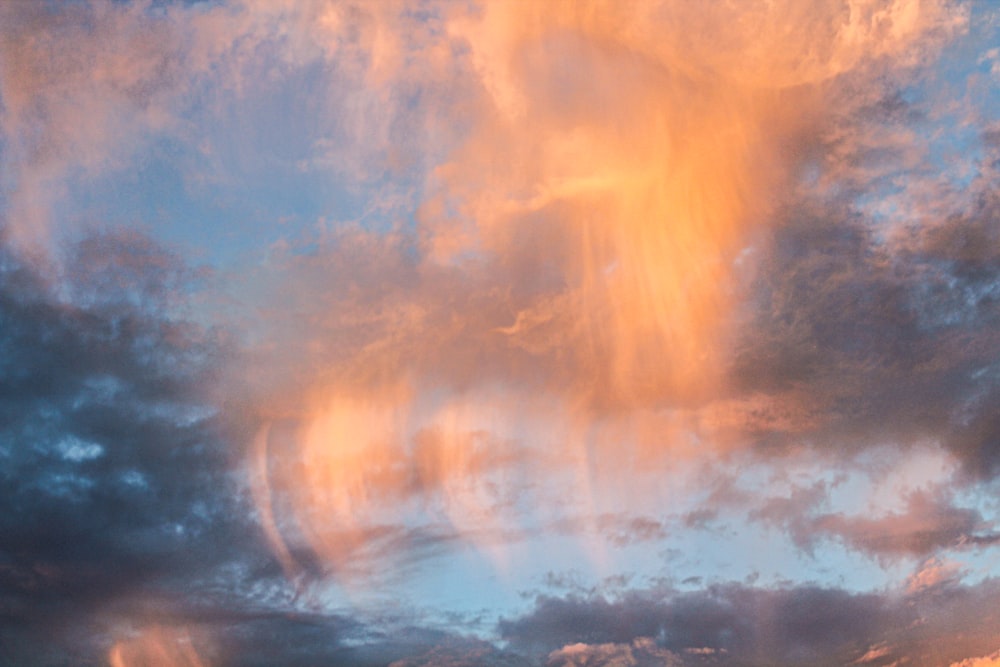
[62,132,360,269]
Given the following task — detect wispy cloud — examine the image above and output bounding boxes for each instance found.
[2,1,999,665]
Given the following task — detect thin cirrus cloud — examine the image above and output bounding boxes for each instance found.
[1,0,1000,666]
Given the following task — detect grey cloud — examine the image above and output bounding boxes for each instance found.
[385,636,534,667]
[732,182,1000,477]
[747,481,999,560]
[500,579,1000,667]
[812,489,1000,559]
[0,231,272,665]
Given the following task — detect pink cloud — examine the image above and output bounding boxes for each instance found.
[222,0,977,583]
[950,649,1000,667]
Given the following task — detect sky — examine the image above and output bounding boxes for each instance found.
[2,0,1000,665]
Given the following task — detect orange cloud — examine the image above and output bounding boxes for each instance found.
[547,637,683,666]
[109,625,211,667]
[950,649,1000,667]
[906,557,964,594]
[240,0,967,582]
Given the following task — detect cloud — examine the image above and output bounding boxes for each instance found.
[500,585,889,663]
[852,642,894,664]
[749,481,999,560]
[3,0,970,591]
[0,1,194,256]
[547,637,684,667]
[813,491,999,559]
[906,557,965,594]
[3,1,998,664]
[950,649,1000,667]
[231,0,980,584]
[0,232,266,664]
[109,625,213,667]
[501,579,1000,667]
[729,176,1000,478]
[386,637,534,667]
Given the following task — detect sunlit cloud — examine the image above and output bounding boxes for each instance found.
[241,0,975,586]
[950,650,1000,667]
[109,625,211,667]
[2,1,999,665]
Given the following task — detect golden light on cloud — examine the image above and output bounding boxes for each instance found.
[5,0,1000,662]
[108,626,209,667]
[251,385,537,580]
[438,0,961,405]
[949,650,1000,667]
[247,0,967,582]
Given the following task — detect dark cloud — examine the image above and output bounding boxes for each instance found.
[732,179,1000,477]
[500,579,1000,667]
[385,635,534,667]
[204,611,367,667]
[0,231,263,664]
[217,619,532,667]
